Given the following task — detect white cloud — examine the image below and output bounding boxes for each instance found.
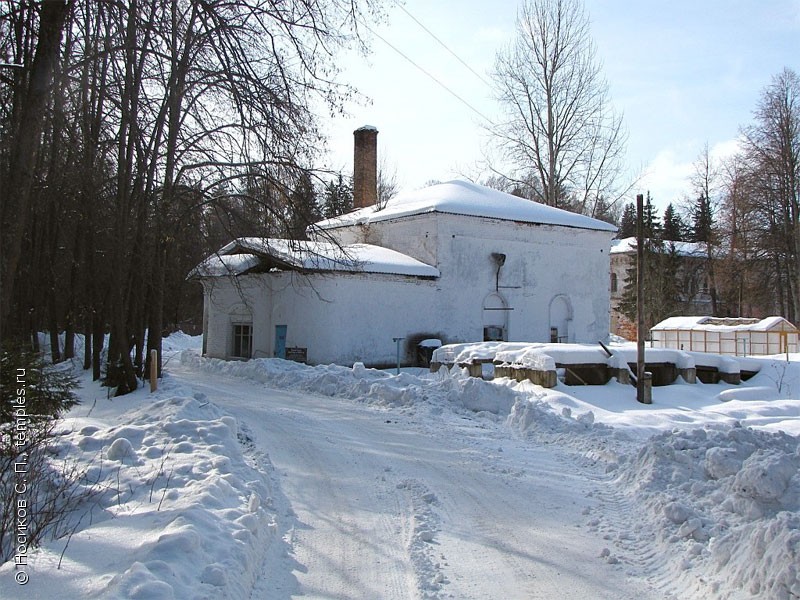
[637,137,744,211]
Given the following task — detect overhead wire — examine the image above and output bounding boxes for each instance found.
[358,7,495,126]
[390,0,494,89]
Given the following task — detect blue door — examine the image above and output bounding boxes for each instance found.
[274,325,287,359]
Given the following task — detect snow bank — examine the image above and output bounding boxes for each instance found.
[179,351,520,416]
[435,341,703,370]
[7,332,795,600]
[615,426,800,598]
[495,347,556,370]
[0,380,277,600]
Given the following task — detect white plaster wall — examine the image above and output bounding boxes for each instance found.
[203,271,441,366]
[323,216,439,266]
[202,213,613,365]
[201,276,272,360]
[431,214,612,344]
[271,273,440,365]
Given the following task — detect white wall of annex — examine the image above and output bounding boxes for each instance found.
[431,214,612,344]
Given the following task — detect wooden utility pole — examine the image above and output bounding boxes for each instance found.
[636,193,651,404]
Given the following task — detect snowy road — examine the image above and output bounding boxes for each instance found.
[172,363,658,599]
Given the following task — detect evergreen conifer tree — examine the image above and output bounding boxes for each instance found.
[322,174,354,219]
[617,202,636,238]
[691,194,714,243]
[287,173,321,240]
[662,203,686,241]
[616,193,682,335]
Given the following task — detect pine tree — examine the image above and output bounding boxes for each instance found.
[616,239,682,335]
[616,193,681,336]
[662,203,686,241]
[691,194,714,243]
[592,196,617,225]
[287,173,321,240]
[322,174,354,219]
[617,202,636,238]
[642,192,661,239]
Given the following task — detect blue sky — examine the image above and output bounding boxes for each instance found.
[320,0,799,214]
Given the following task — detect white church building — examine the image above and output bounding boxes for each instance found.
[192,127,617,367]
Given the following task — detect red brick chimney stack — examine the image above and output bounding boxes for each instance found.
[353,125,378,209]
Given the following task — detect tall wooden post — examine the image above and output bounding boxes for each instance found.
[636,193,651,404]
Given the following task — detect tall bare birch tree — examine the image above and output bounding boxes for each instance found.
[490,0,626,216]
[740,68,800,321]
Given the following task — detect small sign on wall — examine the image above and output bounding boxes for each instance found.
[285,347,307,363]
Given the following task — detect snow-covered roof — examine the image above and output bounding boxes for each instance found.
[313,180,618,233]
[191,238,439,278]
[651,315,798,333]
[610,237,706,257]
[189,253,261,278]
[433,341,697,369]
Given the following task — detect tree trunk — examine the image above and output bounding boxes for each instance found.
[92,311,103,381]
[64,321,75,360]
[83,322,92,371]
[1,0,72,334]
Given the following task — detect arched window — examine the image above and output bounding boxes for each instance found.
[483,292,509,341]
[549,295,573,343]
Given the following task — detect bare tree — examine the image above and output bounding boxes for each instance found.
[716,155,773,317]
[0,0,73,334]
[489,0,627,216]
[0,0,383,394]
[377,153,398,209]
[687,144,721,314]
[739,68,800,320]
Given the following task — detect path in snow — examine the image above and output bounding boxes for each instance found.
[172,362,658,599]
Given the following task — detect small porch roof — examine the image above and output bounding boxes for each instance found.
[189,237,439,279]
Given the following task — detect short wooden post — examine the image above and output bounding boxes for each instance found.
[149,349,158,392]
[642,371,653,404]
[393,337,403,374]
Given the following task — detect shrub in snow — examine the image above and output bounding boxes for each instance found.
[0,347,95,563]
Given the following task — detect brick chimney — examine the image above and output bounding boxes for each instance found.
[353,125,378,209]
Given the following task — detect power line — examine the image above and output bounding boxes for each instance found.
[361,21,495,126]
[391,0,494,89]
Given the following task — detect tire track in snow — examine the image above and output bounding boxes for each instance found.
[397,479,447,598]
[171,358,661,599]
[582,467,677,598]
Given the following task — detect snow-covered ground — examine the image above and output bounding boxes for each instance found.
[1,333,798,599]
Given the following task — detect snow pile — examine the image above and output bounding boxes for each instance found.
[0,380,277,599]
[614,426,800,599]
[3,333,798,599]
[179,351,519,415]
[495,347,556,370]
[432,341,528,365]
